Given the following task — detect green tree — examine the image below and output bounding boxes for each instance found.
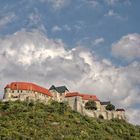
[106,103,115,111]
[85,100,97,110]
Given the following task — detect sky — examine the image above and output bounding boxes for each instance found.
[0,0,140,125]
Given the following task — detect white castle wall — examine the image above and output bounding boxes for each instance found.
[3,88,51,104]
[81,108,126,120]
[65,96,126,121]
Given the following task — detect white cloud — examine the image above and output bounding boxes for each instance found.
[52,25,62,32]
[112,33,140,60]
[0,30,140,125]
[126,109,140,125]
[0,13,16,29]
[92,37,105,46]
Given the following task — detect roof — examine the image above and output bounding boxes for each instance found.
[80,94,99,101]
[49,85,69,93]
[5,82,52,97]
[65,92,99,101]
[116,108,125,111]
[65,92,79,97]
[100,101,110,105]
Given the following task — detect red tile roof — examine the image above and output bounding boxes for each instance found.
[5,82,52,97]
[65,92,79,97]
[65,92,99,101]
[80,94,99,101]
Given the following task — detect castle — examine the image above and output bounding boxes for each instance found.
[3,82,126,120]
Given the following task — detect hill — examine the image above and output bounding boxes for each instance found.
[0,100,140,140]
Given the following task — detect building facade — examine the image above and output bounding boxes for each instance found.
[3,82,126,120]
[3,82,52,103]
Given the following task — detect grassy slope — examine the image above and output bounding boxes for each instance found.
[0,100,140,140]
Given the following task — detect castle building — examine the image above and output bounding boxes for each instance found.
[49,85,69,102]
[3,82,52,103]
[3,82,126,120]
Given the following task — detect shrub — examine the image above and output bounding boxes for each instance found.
[85,100,97,110]
[106,103,115,111]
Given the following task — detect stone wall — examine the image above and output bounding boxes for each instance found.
[82,108,126,120]
[65,96,126,121]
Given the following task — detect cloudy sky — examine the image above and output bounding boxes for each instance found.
[0,0,140,124]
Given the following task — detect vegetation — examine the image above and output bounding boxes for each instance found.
[85,100,97,110]
[0,100,140,140]
[106,103,115,111]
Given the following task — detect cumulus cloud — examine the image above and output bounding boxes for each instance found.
[112,33,140,60]
[126,109,140,125]
[0,30,140,124]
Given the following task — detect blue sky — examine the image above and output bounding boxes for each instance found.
[0,0,140,124]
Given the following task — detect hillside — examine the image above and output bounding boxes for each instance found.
[0,100,140,140]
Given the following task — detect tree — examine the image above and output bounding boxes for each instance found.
[85,100,97,110]
[105,103,115,111]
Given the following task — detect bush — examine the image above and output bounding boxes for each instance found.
[0,100,140,140]
[85,100,97,110]
[106,103,115,111]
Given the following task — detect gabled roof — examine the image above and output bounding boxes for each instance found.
[5,82,52,97]
[100,101,110,105]
[49,85,69,93]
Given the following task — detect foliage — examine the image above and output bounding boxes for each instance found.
[85,100,97,110]
[106,103,115,111]
[0,101,140,140]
